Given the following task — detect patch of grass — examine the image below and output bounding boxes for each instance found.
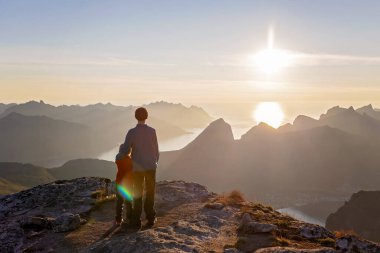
[216,190,246,207]
[276,236,292,246]
[317,237,336,247]
[255,203,275,213]
[334,229,358,237]
[94,195,116,207]
[275,219,292,228]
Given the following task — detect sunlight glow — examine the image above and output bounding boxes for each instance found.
[252,26,294,74]
[254,49,293,74]
[254,102,284,128]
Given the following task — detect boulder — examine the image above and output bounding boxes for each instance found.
[336,235,380,253]
[239,213,278,234]
[0,222,24,253]
[205,202,225,210]
[299,224,334,239]
[20,216,54,229]
[52,213,81,232]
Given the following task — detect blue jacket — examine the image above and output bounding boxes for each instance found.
[118,124,159,171]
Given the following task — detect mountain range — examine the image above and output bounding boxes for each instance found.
[0,100,213,166]
[1,104,380,228]
[158,105,380,208]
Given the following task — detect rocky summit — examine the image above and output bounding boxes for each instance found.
[1,178,380,253]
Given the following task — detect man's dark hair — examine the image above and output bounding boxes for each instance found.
[135,107,148,121]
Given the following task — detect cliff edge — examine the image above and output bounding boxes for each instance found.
[1,178,379,253]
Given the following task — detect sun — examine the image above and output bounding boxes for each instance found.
[253,102,284,128]
[253,49,293,74]
[252,26,294,74]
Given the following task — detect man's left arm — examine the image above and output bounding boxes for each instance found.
[120,129,133,156]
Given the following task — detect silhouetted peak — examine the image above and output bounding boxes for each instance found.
[257,121,274,129]
[146,101,183,108]
[25,100,39,105]
[184,118,234,149]
[240,122,276,140]
[277,123,293,132]
[208,117,226,127]
[357,104,374,113]
[320,106,345,119]
[293,115,317,126]
[201,118,232,137]
[320,105,359,119]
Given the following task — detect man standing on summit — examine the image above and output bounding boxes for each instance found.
[120,107,159,228]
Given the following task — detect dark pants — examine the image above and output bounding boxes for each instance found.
[115,192,132,222]
[132,169,156,224]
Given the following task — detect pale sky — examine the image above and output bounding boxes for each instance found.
[1,0,380,124]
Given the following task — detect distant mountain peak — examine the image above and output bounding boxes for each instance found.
[240,122,276,140]
[256,122,275,131]
[320,105,359,120]
[294,115,316,123]
[208,117,226,126]
[184,118,234,149]
[293,115,318,129]
[357,104,374,112]
[146,101,183,107]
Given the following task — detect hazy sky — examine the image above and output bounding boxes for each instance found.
[1,0,380,123]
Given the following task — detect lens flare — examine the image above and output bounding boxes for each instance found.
[116,183,133,201]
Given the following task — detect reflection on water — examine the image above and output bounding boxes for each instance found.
[278,207,325,227]
[97,126,251,161]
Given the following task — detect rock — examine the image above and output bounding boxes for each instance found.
[205,202,225,210]
[156,180,215,203]
[239,213,277,234]
[85,207,234,253]
[241,222,278,234]
[255,247,336,253]
[1,178,380,253]
[336,235,380,253]
[20,216,54,229]
[224,248,243,253]
[236,234,277,252]
[52,213,81,232]
[0,222,24,253]
[299,224,334,239]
